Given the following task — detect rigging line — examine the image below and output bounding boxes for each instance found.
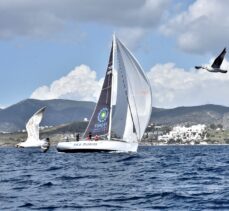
[106,50,113,105]
[116,43,138,139]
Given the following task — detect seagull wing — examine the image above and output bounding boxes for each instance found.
[26,107,46,141]
[211,48,226,68]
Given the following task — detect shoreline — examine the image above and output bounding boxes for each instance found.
[1,142,229,148]
[1,131,229,147]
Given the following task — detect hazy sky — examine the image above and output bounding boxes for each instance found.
[1,0,229,108]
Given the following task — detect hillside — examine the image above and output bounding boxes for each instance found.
[151,104,229,127]
[0,99,95,132]
[1,99,229,132]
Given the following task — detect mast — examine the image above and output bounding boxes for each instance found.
[108,34,115,140]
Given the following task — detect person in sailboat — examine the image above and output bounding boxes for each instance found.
[88,132,92,140]
[76,133,80,141]
[94,135,99,141]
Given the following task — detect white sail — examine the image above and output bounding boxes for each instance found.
[111,36,152,142]
[26,107,46,142]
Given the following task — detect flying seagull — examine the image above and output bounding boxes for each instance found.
[16,107,50,152]
[195,48,227,73]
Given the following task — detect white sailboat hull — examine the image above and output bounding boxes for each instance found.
[56,140,138,153]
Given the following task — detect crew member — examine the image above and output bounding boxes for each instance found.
[94,135,99,141]
[76,133,80,141]
[88,132,92,140]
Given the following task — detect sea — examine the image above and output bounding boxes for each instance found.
[1,145,229,210]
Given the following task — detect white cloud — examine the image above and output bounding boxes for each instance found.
[148,59,229,108]
[161,0,229,53]
[32,58,229,108]
[0,0,170,39]
[0,104,6,109]
[31,65,103,102]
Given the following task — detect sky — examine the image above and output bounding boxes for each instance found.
[1,0,229,108]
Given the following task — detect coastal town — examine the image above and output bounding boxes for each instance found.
[143,123,229,145]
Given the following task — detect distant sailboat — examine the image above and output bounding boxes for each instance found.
[56,35,152,153]
[16,107,50,152]
[195,48,228,73]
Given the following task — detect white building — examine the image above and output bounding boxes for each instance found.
[158,124,207,144]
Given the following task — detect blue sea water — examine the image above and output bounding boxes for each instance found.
[1,146,229,210]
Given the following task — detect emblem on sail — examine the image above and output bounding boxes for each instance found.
[98,107,109,123]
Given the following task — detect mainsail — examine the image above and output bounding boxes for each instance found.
[83,44,113,138]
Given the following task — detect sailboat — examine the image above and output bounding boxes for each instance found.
[56,35,152,153]
[16,107,50,152]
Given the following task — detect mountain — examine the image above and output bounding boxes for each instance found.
[151,104,229,127]
[0,99,95,132]
[1,99,229,133]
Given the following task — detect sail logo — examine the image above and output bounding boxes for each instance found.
[98,107,109,123]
